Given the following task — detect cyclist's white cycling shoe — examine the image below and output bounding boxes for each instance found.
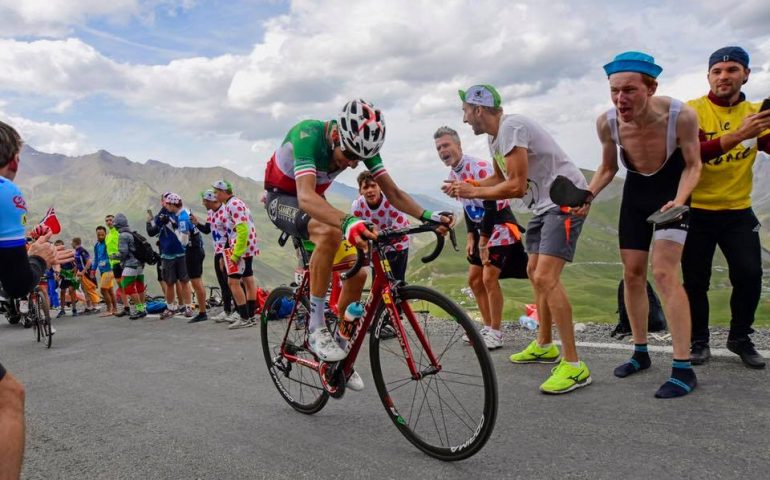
[308,328,347,362]
[346,370,364,391]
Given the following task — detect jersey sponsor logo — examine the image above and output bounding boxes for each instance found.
[13,195,26,211]
[268,198,278,221]
[299,131,310,139]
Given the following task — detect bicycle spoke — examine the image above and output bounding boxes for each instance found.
[371,285,496,459]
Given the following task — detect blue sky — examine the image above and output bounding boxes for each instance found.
[1,0,769,193]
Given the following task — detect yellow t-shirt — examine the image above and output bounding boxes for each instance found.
[687,95,770,210]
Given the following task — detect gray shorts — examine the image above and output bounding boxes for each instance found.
[525,208,584,262]
[162,256,189,284]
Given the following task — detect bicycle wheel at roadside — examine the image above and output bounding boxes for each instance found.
[261,286,329,414]
[32,289,52,348]
[369,285,497,461]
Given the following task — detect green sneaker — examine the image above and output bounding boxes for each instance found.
[540,359,592,394]
[509,340,560,364]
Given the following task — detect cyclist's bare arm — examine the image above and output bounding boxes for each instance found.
[374,173,426,219]
[296,174,348,229]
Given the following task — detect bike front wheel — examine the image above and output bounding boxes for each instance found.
[369,285,497,461]
[260,286,328,415]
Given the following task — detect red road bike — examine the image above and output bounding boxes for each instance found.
[261,223,497,461]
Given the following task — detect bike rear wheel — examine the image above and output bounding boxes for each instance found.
[261,286,328,414]
[36,291,52,348]
[369,285,497,461]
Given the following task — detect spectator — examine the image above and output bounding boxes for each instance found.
[105,214,130,317]
[56,239,79,317]
[94,226,117,316]
[72,237,99,314]
[147,193,192,320]
[112,214,147,320]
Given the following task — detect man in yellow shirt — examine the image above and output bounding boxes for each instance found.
[683,46,770,369]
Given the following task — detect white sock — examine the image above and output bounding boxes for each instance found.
[309,296,326,333]
[568,360,581,368]
[538,343,552,349]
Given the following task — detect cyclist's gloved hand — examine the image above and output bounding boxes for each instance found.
[342,215,375,251]
[421,210,456,228]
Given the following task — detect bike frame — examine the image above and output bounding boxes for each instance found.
[278,244,442,388]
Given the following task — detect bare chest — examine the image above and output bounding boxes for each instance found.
[618,120,671,173]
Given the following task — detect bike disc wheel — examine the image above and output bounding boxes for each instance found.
[370,285,497,461]
[261,286,328,414]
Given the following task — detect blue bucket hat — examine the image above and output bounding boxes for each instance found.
[603,51,663,78]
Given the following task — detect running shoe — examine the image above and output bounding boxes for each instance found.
[308,327,347,362]
[188,312,208,323]
[212,311,229,323]
[347,370,365,391]
[159,309,175,320]
[482,329,503,350]
[228,317,253,330]
[57,309,65,318]
[129,311,147,320]
[509,340,560,364]
[226,311,241,324]
[540,360,592,394]
[184,306,194,318]
[114,309,129,318]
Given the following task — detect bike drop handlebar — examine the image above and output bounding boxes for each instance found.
[340,221,458,281]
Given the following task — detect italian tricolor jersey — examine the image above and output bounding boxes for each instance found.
[264,119,387,195]
[687,95,770,210]
[351,194,410,253]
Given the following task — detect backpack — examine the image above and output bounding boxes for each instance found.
[131,231,161,265]
[146,300,167,314]
[612,279,667,337]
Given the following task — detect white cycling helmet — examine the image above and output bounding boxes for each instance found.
[337,99,386,159]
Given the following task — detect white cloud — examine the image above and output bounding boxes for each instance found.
[0,0,196,37]
[1,0,769,191]
[0,110,90,156]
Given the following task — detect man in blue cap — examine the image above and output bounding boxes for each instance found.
[578,51,703,398]
[683,46,770,369]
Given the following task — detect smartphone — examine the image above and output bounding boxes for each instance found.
[760,97,770,112]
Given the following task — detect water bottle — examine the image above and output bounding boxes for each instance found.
[335,302,365,352]
[519,315,538,331]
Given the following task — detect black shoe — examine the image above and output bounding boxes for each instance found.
[726,338,766,369]
[114,309,129,318]
[188,312,208,323]
[690,343,711,365]
[129,311,147,320]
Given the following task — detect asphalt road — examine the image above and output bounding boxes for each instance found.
[1,312,768,480]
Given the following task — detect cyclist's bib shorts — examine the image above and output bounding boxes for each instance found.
[266,190,312,240]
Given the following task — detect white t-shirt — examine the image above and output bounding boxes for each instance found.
[489,114,587,215]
